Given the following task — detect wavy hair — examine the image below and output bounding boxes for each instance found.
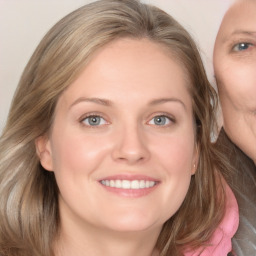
[0,0,226,255]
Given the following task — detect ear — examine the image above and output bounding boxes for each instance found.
[191,143,199,175]
[35,136,53,171]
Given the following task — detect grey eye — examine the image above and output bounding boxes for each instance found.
[83,116,107,126]
[149,115,171,126]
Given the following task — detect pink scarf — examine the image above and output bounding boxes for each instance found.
[184,182,239,256]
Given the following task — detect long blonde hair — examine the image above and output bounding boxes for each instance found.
[0,0,225,255]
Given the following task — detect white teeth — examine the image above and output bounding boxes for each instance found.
[115,180,122,188]
[100,179,157,189]
[131,180,139,189]
[122,180,131,189]
[110,180,115,187]
[139,180,145,188]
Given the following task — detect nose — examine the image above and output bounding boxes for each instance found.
[111,125,150,165]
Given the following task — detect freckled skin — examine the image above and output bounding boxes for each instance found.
[214,0,256,164]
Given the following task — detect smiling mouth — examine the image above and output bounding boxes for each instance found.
[100,179,157,189]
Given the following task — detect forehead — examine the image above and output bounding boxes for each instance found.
[57,38,192,107]
[218,0,256,37]
[70,38,191,92]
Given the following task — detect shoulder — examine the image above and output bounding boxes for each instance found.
[215,128,256,255]
[184,180,239,256]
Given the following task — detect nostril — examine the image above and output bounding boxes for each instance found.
[111,144,150,164]
[111,127,150,163]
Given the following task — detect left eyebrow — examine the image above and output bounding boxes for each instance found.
[222,30,256,43]
[229,30,256,40]
[231,30,256,36]
[148,98,186,110]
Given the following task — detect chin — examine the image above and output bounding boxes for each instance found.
[102,213,163,233]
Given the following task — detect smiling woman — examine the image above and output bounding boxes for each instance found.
[37,38,196,239]
[0,0,237,256]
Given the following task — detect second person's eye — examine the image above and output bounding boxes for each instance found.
[232,42,253,52]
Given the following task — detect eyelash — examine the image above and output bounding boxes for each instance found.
[79,113,176,128]
[80,113,108,127]
[147,113,176,127]
[230,39,255,53]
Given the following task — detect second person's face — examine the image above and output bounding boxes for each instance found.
[38,38,198,237]
[214,0,256,164]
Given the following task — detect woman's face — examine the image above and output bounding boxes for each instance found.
[214,0,256,164]
[37,38,198,235]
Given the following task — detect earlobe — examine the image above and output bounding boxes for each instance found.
[191,163,197,175]
[191,144,199,175]
[35,136,53,171]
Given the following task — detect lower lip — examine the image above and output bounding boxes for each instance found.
[99,183,159,198]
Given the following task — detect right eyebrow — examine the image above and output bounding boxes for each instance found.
[69,97,112,109]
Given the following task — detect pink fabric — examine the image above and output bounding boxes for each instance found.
[184,182,239,256]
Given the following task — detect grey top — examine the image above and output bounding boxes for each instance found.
[216,129,256,256]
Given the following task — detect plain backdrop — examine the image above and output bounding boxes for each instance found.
[0,0,234,132]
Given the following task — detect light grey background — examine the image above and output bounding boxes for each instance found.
[0,0,234,132]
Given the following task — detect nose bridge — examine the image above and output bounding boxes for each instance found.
[112,120,150,164]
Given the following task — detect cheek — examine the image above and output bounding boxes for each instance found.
[50,132,110,178]
[217,62,256,108]
[152,131,195,175]
[155,135,195,216]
